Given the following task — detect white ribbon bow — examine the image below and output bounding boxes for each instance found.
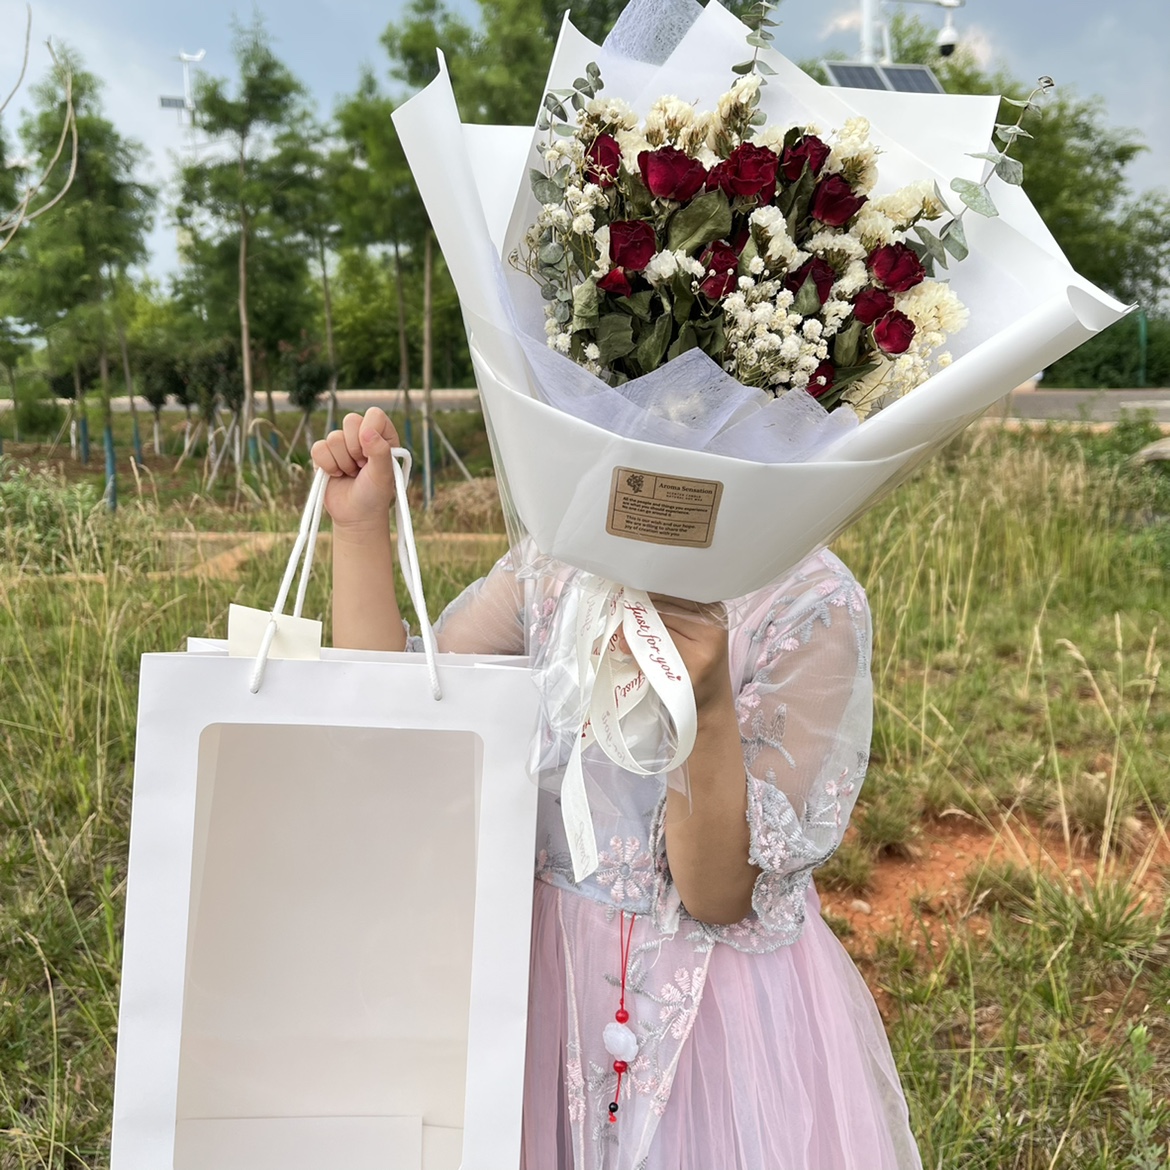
[558,579,698,882]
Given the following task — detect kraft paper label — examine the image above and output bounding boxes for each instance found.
[606,467,723,549]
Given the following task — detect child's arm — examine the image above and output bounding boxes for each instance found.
[658,610,761,926]
[311,408,406,652]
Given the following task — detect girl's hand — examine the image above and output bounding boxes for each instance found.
[655,600,733,720]
[310,408,400,531]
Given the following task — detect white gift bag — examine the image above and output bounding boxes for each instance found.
[111,456,541,1170]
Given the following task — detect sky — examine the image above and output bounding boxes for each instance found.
[1,0,1166,281]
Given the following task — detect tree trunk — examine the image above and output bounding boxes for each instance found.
[393,241,413,442]
[6,365,17,444]
[99,340,117,511]
[319,235,339,432]
[74,361,89,465]
[423,230,434,510]
[153,411,162,458]
[237,158,256,472]
[116,309,144,465]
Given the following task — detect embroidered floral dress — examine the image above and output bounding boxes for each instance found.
[426,548,922,1170]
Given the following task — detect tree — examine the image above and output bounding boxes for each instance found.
[181,17,311,470]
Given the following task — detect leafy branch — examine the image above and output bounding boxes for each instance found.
[910,76,1054,274]
[732,1,781,85]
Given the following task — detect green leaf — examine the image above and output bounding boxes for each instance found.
[540,282,559,301]
[950,177,999,218]
[995,155,1025,185]
[1000,96,1032,109]
[913,225,948,269]
[633,313,672,373]
[553,123,577,137]
[667,322,698,361]
[833,361,880,392]
[670,273,695,324]
[596,313,636,363]
[905,238,936,277]
[756,59,777,76]
[573,77,590,91]
[532,177,562,204]
[938,217,969,261]
[539,242,565,265]
[737,237,760,276]
[792,273,822,317]
[833,318,864,368]
[746,31,772,47]
[666,189,732,255]
[750,110,767,126]
[967,150,1004,165]
[620,290,655,321]
[731,60,754,75]
[994,123,1033,144]
[553,164,572,188]
[571,92,587,113]
[586,61,602,81]
[572,279,599,332]
[554,301,572,324]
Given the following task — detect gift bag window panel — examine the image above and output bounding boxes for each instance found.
[176,722,480,1166]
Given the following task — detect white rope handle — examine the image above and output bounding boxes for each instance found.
[249,454,442,699]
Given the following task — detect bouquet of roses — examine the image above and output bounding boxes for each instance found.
[392,0,1127,602]
[519,68,966,416]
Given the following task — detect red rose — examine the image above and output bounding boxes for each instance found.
[810,174,867,226]
[699,242,740,300]
[598,268,633,297]
[852,287,895,325]
[785,256,837,306]
[780,135,831,183]
[867,243,926,292]
[706,142,779,201]
[638,146,707,202]
[609,220,657,272]
[873,310,916,355]
[585,134,622,187]
[808,361,836,398]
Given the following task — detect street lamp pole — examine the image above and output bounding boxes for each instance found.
[858,0,964,65]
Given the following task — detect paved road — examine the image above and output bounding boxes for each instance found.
[5,386,1169,422]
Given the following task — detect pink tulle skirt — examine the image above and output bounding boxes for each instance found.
[521,880,922,1170]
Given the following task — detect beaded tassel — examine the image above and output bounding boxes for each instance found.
[602,910,637,1122]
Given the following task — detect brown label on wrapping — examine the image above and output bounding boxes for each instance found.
[606,467,724,549]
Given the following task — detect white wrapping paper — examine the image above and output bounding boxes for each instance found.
[393,0,1128,601]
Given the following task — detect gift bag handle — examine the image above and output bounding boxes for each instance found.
[250,450,442,700]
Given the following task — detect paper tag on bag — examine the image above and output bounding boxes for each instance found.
[227,604,322,661]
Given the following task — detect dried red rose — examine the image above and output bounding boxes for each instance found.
[873,310,916,355]
[609,220,658,272]
[808,361,836,398]
[780,135,831,183]
[638,146,708,202]
[585,134,622,187]
[852,287,895,325]
[699,242,740,300]
[810,174,867,226]
[867,243,926,292]
[785,256,837,306]
[598,268,633,297]
[706,142,779,201]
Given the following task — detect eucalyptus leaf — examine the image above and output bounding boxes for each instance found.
[967,150,1004,165]
[553,123,577,138]
[750,110,767,126]
[731,60,754,75]
[540,282,559,301]
[905,238,936,277]
[596,313,636,363]
[939,217,969,261]
[950,177,999,218]
[571,92,587,113]
[634,313,672,373]
[746,32,770,47]
[573,77,590,91]
[586,61,601,80]
[995,155,1025,185]
[537,114,550,132]
[553,301,572,324]
[756,59,777,75]
[553,164,572,188]
[532,178,562,204]
[1000,96,1031,108]
[994,123,1033,143]
[666,189,732,256]
[539,241,565,265]
[914,225,949,269]
[556,286,574,302]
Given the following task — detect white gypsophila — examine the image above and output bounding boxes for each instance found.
[585,343,601,361]
[563,184,584,210]
[748,255,765,275]
[585,96,639,131]
[738,275,755,292]
[544,315,559,336]
[615,129,652,173]
[873,179,943,227]
[571,212,595,235]
[806,229,866,261]
[802,318,824,340]
[832,260,870,299]
[852,204,896,250]
[897,279,969,336]
[936,351,954,368]
[645,95,696,146]
[677,253,706,278]
[643,249,679,284]
[578,183,608,211]
[548,207,571,230]
[553,332,572,354]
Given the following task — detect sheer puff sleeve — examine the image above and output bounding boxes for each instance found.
[681,550,873,953]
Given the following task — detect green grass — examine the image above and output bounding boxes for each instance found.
[2,420,1169,1167]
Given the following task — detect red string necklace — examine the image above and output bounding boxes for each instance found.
[603,910,637,1123]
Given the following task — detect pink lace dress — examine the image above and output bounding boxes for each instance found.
[428,548,922,1170]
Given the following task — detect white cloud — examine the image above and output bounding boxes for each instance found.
[822,7,862,38]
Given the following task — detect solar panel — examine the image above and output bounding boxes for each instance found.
[822,61,946,95]
[879,65,945,94]
[159,96,188,110]
[824,63,886,91]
